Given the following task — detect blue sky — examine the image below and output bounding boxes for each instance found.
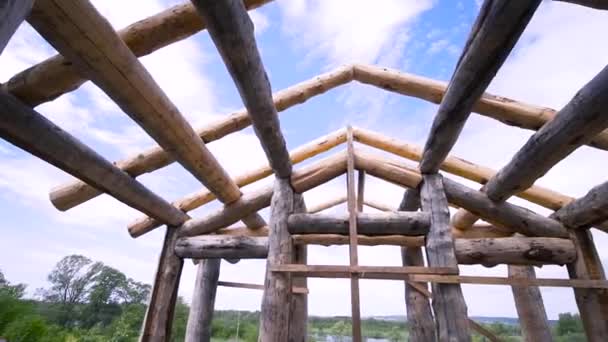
[1,0,608,319]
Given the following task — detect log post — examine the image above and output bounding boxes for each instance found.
[259,178,301,341]
[185,259,221,342]
[509,264,553,342]
[140,227,184,341]
[289,195,308,342]
[420,174,470,341]
[0,0,33,54]
[567,230,608,341]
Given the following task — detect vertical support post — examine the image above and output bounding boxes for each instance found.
[260,177,300,341]
[346,126,362,342]
[399,188,437,342]
[0,0,33,54]
[420,174,470,341]
[568,229,608,341]
[509,265,553,342]
[185,259,221,342]
[289,195,308,342]
[357,170,365,212]
[140,227,184,342]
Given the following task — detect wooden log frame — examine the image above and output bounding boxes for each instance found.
[0,0,33,54]
[354,151,569,238]
[140,227,183,341]
[177,234,576,267]
[178,151,347,237]
[129,128,346,237]
[0,91,189,226]
[420,174,471,340]
[191,0,291,178]
[552,180,608,229]
[184,259,221,342]
[509,264,554,342]
[455,64,608,230]
[289,196,308,342]
[419,0,541,173]
[217,281,308,294]
[287,212,431,236]
[308,194,347,214]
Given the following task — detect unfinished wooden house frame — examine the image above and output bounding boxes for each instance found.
[2,0,608,341]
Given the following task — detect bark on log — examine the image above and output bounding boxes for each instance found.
[485,64,608,201]
[567,229,608,341]
[419,0,541,173]
[258,178,300,341]
[128,129,346,237]
[287,212,430,236]
[140,227,183,341]
[455,237,575,267]
[420,174,471,341]
[0,90,188,226]
[178,151,346,237]
[509,265,554,342]
[0,0,33,54]
[4,0,272,107]
[191,0,291,178]
[28,0,240,204]
[402,247,437,342]
[355,151,569,238]
[175,235,268,259]
[552,180,608,229]
[185,259,221,342]
[293,234,425,247]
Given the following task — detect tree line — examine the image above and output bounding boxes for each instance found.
[0,254,588,341]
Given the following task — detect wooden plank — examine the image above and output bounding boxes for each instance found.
[567,229,608,341]
[217,281,308,294]
[287,212,430,236]
[271,264,459,279]
[552,180,608,229]
[178,151,346,237]
[140,227,183,341]
[5,0,273,107]
[0,0,33,54]
[421,174,471,341]
[419,0,541,173]
[355,151,569,238]
[0,90,188,226]
[508,265,553,342]
[185,259,220,342]
[191,0,291,177]
[258,178,300,341]
[346,126,362,342]
[484,65,608,201]
[128,129,346,237]
[468,319,502,342]
[28,0,243,205]
[408,274,608,289]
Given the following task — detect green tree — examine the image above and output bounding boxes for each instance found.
[555,313,583,336]
[0,269,26,298]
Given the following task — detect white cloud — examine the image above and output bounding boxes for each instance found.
[277,0,433,68]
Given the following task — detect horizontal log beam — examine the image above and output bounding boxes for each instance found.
[292,234,425,247]
[419,0,541,173]
[0,90,187,226]
[355,151,569,238]
[178,151,347,237]
[217,281,308,294]
[553,180,608,229]
[287,212,430,236]
[192,0,291,177]
[409,274,608,289]
[177,235,574,266]
[308,195,347,214]
[128,128,346,237]
[0,0,33,54]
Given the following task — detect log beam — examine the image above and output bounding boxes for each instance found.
[140,227,183,341]
[0,90,188,226]
[287,212,430,236]
[552,180,608,229]
[0,0,33,54]
[509,265,554,342]
[308,195,347,214]
[128,129,346,237]
[178,151,346,237]
[191,0,291,177]
[175,235,268,259]
[185,259,221,342]
[420,174,471,341]
[419,0,541,173]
